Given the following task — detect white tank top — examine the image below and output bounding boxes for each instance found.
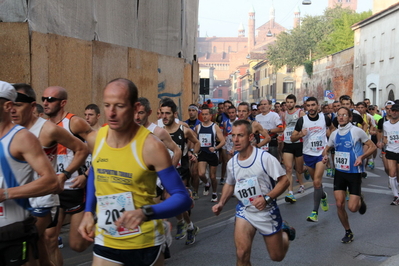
[0,125,35,226]
[384,120,399,153]
[29,117,60,208]
[302,115,327,156]
[147,123,157,133]
[284,109,301,144]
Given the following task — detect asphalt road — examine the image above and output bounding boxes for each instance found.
[62,152,399,266]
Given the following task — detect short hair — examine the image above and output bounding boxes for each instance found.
[337,107,352,118]
[202,105,211,112]
[223,100,233,105]
[281,102,286,105]
[228,105,236,111]
[85,103,100,114]
[305,97,318,105]
[333,100,339,104]
[218,102,224,107]
[36,103,44,114]
[356,102,366,108]
[137,97,151,112]
[12,83,36,100]
[286,94,296,102]
[160,98,177,113]
[107,78,138,107]
[274,102,280,106]
[232,120,252,135]
[364,98,370,102]
[238,102,250,111]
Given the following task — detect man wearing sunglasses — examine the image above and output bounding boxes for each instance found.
[42,86,93,266]
[11,83,89,265]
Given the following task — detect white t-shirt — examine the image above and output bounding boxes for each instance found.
[384,120,399,153]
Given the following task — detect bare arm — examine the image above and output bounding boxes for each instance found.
[0,130,59,202]
[212,183,234,216]
[291,129,306,143]
[70,115,94,141]
[254,122,271,148]
[210,126,225,153]
[185,127,200,154]
[355,139,377,166]
[155,127,182,167]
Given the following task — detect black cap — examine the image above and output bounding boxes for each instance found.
[391,104,399,111]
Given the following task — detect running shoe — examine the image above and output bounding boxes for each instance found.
[297,185,305,194]
[306,211,318,222]
[304,166,310,180]
[368,161,374,169]
[203,184,210,196]
[282,220,296,241]
[219,178,225,185]
[192,192,199,200]
[359,195,367,215]
[185,226,199,245]
[361,172,367,178]
[341,232,354,243]
[390,196,399,206]
[326,168,332,177]
[211,194,218,202]
[175,221,187,240]
[320,192,329,211]
[332,168,335,177]
[285,194,296,203]
[163,220,173,247]
[58,236,63,249]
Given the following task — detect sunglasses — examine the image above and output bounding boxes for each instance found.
[42,96,64,103]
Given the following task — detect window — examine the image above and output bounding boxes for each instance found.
[283,82,293,94]
[390,28,395,59]
[218,90,223,97]
[213,46,217,53]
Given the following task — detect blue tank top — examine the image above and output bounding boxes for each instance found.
[334,130,364,173]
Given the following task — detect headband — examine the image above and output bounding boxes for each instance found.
[16,92,35,103]
[188,106,199,111]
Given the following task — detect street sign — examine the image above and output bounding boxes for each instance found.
[327,92,335,99]
[324,90,332,97]
[303,96,309,102]
[272,98,276,104]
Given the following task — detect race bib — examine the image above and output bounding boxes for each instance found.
[234,177,262,206]
[335,151,350,171]
[199,133,212,147]
[97,192,141,237]
[309,136,324,152]
[388,131,399,145]
[57,154,67,173]
[284,126,294,140]
[260,143,269,151]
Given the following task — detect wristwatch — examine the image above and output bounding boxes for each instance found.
[141,205,154,220]
[61,170,72,180]
[264,195,273,205]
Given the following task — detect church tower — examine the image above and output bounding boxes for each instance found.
[293,6,300,28]
[248,6,255,53]
[238,22,245,37]
[269,5,275,29]
[328,0,357,10]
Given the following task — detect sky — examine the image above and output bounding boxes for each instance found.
[198,0,373,37]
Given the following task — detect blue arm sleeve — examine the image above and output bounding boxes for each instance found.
[151,165,191,219]
[85,166,96,213]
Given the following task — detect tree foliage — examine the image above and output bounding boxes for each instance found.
[266,7,372,69]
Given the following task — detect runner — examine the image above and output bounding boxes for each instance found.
[212,119,295,264]
[78,78,191,265]
[322,107,375,243]
[281,94,307,203]
[291,97,332,222]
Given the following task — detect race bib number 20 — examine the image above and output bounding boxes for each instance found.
[97,192,141,237]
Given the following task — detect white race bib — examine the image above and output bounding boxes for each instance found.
[260,143,269,151]
[97,192,141,237]
[199,133,212,147]
[234,177,263,206]
[309,136,324,152]
[335,151,350,171]
[388,131,399,145]
[284,126,294,140]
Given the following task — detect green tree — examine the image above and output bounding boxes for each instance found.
[266,7,371,69]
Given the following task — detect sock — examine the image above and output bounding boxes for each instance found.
[205,182,210,187]
[212,192,217,196]
[187,222,194,230]
[314,187,324,212]
[369,158,374,163]
[289,191,293,195]
[389,176,399,197]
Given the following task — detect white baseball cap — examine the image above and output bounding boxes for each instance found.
[0,81,17,102]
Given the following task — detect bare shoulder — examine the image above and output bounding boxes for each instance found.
[10,128,42,159]
[70,115,93,136]
[179,121,189,128]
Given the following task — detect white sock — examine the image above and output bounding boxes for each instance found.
[389,176,399,197]
[187,222,194,230]
[289,191,293,195]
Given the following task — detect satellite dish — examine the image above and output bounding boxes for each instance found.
[302,0,311,5]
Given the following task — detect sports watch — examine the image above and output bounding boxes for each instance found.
[141,205,154,220]
[264,195,273,205]
[61,170,72,180]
